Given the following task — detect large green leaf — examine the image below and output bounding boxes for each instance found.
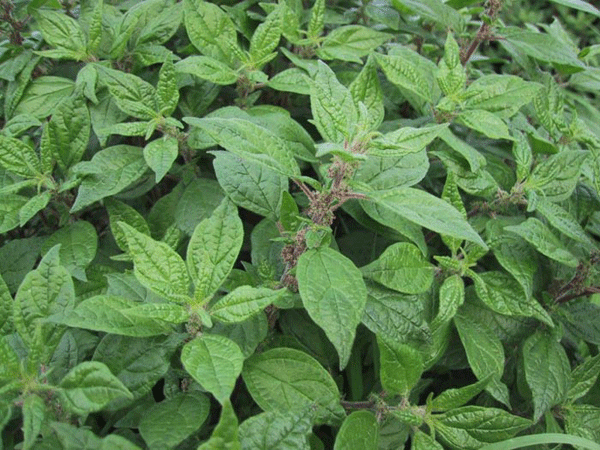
[364,188,487,248]
[35,10,86,58]
[334,411,379,450]
[119,222,192,303]
[175,56,238,85]
[187,197,243,303]
[139,392,210,450]
[309,61,358,143]
[378,337,423,396]
[45,295,190,336]
[242,347,344,424]
[361,242,434,294]
[523,330,571,421]
[369,124,448,157]
[249,5,282,66]
[297,247,367,369]
[211,286,286,324]
[318,25,392,63]
[239,408,313,450]
[535,198,597,250]
[181,334,244,404]
[22,394,46,450]
[0,134,42,178]
[58,361,133,414]
[568,354,600,402]
[184,117,299,177]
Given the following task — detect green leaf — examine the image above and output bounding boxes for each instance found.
[561,302,600,345]
[504,217,579,267]
[139,392,210,450]
[41,221,98,281]
[239,408,313,450]
[46,295,190,336]
[369,124,448,157]
[430,376,492,412]
[364,188,487,248]
[525,151,588,202]
[181,334,244,404]
[456,109,512,141]
[438,129,486,172]
[564,405,600,443]
[568,353,600,402]
[22,394,46,450]
[0,335,20,382]
[156,57,178,116]
[463,75,542,118]
[49,422,143,449]
[297,247,367,369]
[86,0,103,55]
[35,10,86,59]
[334,411,379,450]
[523,330,571,422]
[71,145,148,212]
[307,0,325,40]
[213,151,287,218]
[19,191,51,227]
[349,56,384,131]
[454,307,510,406]
[391,0,463,30]
[143,136,178,183]
[41,94,90,172]
[374,49,438,104]
[175,56,239,85]
[13,245,74,353]
[361,242,434,294]
[95,65,157,120]
[470,271,553,326]
[187,197,243,303]
[198,400,241,450]
[242,347,344,424]
[175,178,225,235]
[211,286,286,324]
[0,194,28,233]
[14,76,75,120]
[412,430,443,450]
[549,0,600,18]
[436,33,465,96]
[119,222,191,303]
[92,334,180,409]
[183,0,241,65]
[309,61,358,143]
[354,150,430,191]
[535,198,597,250]
[434,406,531,449]
[184,117,299,177]
[268,68,311,95]
[318,25,392,63]
[249,6,283,66]
[105,198,151,253]
[58,361,133,414]
[433,275,464,326]
[361,282,431,347]
[0,135,42,178]
[378,337,423,396]
[0,276,13,335]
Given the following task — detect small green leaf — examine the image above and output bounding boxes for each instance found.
[156,57,178,116]
[523,330,571,421]
[143,136,178,183]
[0,135,42,178]
[349,56,384,131]
[119,222,191,303]
[391,0,463,30]
[378,337,423,396]
[19,191,51,227]
[105,198,151,253]
[242,347,344,424]
[412,430,443,450]
[430,375,492,411]
[307,0,325,40]
[433,275,464,326]
[175,56,238,85]
[181,334,244,404]
[436,33,465,96]
[198,400,241,450]
[361,242,434,294]
[369,124,448,157]
[318,25,392,63]
[187,197,243,303]
[456,109,512,141]
[46,295,190,336]
[58,361,133,414]
[535,198,597,250]
[297,247,367,369]
[525,150,588,202]
[505,217,579,267]
[268,68,311,95]
[334,411,379,450]
[211,286,286,323]
[139,392,210,450]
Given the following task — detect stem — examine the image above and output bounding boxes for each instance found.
[461,22,490,65]
[555,286,600,304]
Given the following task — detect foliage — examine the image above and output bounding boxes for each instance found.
[1,0,600,448]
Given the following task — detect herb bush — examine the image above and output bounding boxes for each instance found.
[1,0,600,448]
